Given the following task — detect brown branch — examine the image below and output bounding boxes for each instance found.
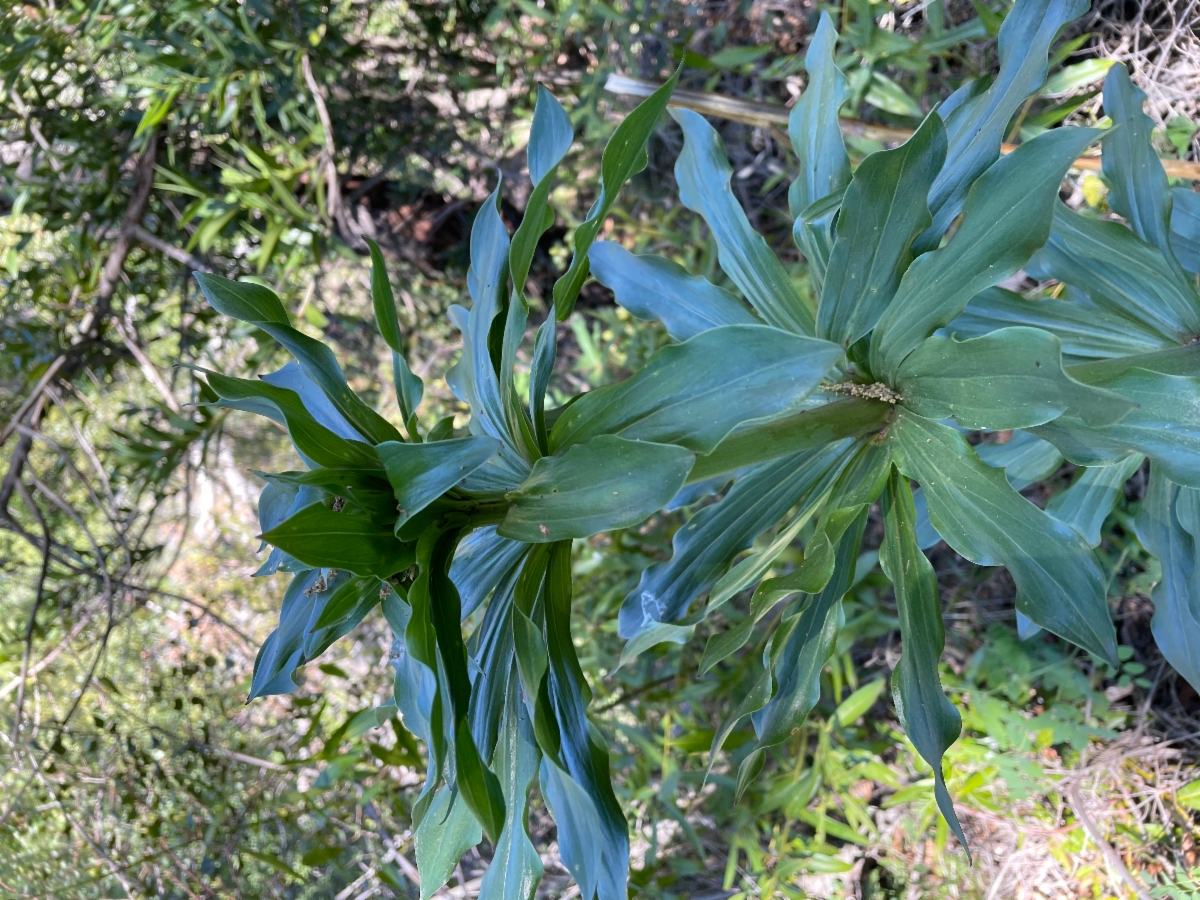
[301,53,359,247]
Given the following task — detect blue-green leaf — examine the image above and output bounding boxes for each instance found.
[589,241,758,340]
[376,436,501,529]
[539,760,602,900]
[788,12,850,222]
[1170,187,1200,275]
[673,109,814,334]
[1047,454,1144,546]
[550,325,843,453]
[870,126,1103,381]
[249,568,349,699]
[263,503,414,577]
[415,784,483,900]
[974,430,1063,490]
[450,526,527,620]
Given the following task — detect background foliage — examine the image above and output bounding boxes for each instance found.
[3,1,1200,898]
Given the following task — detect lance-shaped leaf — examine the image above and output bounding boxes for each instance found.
[896,326,1135,429]
[500,435,694,543]
[1027,203,1200,343]
[263,503,414,577]
[529,318,557,455]
[477,673,545,900]
[450,525,528,620]
[951,286,1170,361]
[195,273,402,444]
[539,760,602,900]
[249,568,342,699]
[367,240,424,424]
[890,409,1118,665]
[1134,469,1200,693]
[789,11,850,290]
[415,783,483,900]
[261,361,363,439]
[511,87,573,309]
[924,0,1089,241]
[1047,454,1144,547]
[1033,369,1200,489]
[543,542,628,900]
[551,325,843,453]
[870,125,1103,381]
[618,443,849,639]
[553,67,680,319]
[589,241,758,341]
[1171,187,1200,275]
[879,469,970,859]
[1102,64,1178,266]
[818,111,946,347]
[376,436,501,529]
[673,108,814,335]
[687,398,891,483]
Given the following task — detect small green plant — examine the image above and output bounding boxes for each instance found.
[196,0,1200,896]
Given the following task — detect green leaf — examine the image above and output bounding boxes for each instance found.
[974,430,1063,490]
[818,111,947,347]
[1028,203,1200,343]
[619,443,849,639]
[539,760,602,900]
[896,326,1135,429]
[952,286,1171,361]
[499,436,694,543]
[890,409,1118,665]
[589,241,758,341]
[833,678,888,727]
[249,568,348,700]
[415,784,482,900]
[1047,454,1144,547]
[263,503,414,577]
[1039,58,1115,95]
[368,239,404,354]
[686,398,891,483]
[552,66,680,319]
[393,351,425,429]
[925,0,1089,239]
[529,319,557,455]
[1102,64,1178,265]
[201,370,380,470]
[870,125,1104,381]
[455,719,507,844]
[310,574,383,633]
[865,72,923,118]
[196,274,403,445]
[1170,187,1200,275]
[376,436,501,529]
[1135,469,1200,694]
[673,109,814,334]
[550,325,843,453]
[1033,369,1200,489]
[788,12,850,223]
[879,469,970,860]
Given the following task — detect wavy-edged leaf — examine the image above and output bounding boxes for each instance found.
[924,0,1089,240]
[1102,64,1178,265]
[1048,454,1144,546]
[250,568,349,699]
[950,286,1169,361]
[553,67,680,319]
[890,409,1117,665]
[1027,203,1200,343]
[1171,187,1200,275]
[589,241,758,340]
[673,109,814,334]
[539,760,602,900]
[871,126,1103,381]
[974,430,1063,490]
[1033,369,1200,489]
[896,326,1134,429]
[551,325,843,453]
[879,469,969,859]
[619,443,849,639]
[195,273,402,444]
[1134,469,1200,693]
[263,503,414,577]
[415,783,483,900]
[818,112,946,346]
[376,436,501,529]
[451,525,528,620]
[500,435,694,543]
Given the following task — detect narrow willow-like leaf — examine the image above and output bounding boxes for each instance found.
[368,239,405,354]
[618,443,848,639]
[551,325,843,453]
[1134,469,1200,693]
[879,469,970,860]
[1102,64,1178,265]
[674,108,814,334]
[818,111,946,346]
[924,0,1089,241]
[1028,203,1200,343]
[896,326,1134,429]
[553,67,680,319]
[195,273,403,444]
[870,126,1103,381]
[951,286,1169,361]
[589,241,758,340]
[500,435,694,543]
[890,409,1118,665]
[1047,454,1144,547]
[1033,369,1200,489]
[263,503,414,577]
[376,436,500,529]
